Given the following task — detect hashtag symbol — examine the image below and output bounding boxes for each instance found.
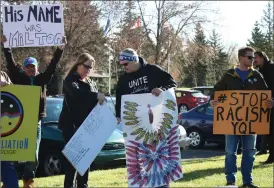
[217,94,227,103]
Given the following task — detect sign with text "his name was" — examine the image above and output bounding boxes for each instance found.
[213,90,272,135]
[2,4,64,48]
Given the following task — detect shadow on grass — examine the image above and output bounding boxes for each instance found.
[183,158,224,165]
[178,163,271,182]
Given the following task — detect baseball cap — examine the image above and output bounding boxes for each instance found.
[23,57,38,67]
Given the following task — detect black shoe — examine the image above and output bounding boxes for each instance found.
[256,151,267,155]
[242,183,259,188]
[226,182,235,186]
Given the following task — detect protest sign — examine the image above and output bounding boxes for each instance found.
[62,102,117,176]
[0,85,40,161]
[2,4,64,48]
[213,90,272,135]
[121,89,183,188]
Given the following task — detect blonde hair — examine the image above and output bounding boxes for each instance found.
[66,53,95,77]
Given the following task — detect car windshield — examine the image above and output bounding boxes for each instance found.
[43,96,117,122]
[191,92,205,98]
[107,129,123,142]
[43,98,63,122]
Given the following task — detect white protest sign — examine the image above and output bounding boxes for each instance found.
[2,4,64,48]
[62,102,117,176]
[121,89,183,187]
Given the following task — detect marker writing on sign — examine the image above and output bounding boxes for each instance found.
[4,5,62,23]
[9,32,63,47]
[216,92,271,134]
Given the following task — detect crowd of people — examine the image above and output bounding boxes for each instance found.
[1,33,274,188]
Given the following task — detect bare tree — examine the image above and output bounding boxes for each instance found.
[136,0,217,66]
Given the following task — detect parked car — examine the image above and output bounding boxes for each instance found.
[175,88,208,113]
[191,86,214,100]
[177,103,262,150]
[117,121,191,151]
[15,96,125,177]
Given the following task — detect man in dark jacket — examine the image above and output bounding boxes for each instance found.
[1,35,66,187]
[210,47,274,188]
[254,51,274,163]
[115,48,177,121]
[115,48,176,188]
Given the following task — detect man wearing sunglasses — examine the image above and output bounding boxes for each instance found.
[210,47,274,188]
[1,35,66,188]
[115,48,176,122]
[254,51,274,164]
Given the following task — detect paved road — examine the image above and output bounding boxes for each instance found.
[181,143,225,161]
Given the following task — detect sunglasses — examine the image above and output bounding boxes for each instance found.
[122,63,129,67]
[244,56,255,60]
[82,64,92,70]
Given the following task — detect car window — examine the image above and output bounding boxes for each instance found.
[203,89,212,96]
[191,92,205,97]
[196,106,205,113]
[175,92,182,98]
[205,105,213,115]
[44,99,63,122]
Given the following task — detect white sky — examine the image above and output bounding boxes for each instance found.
[104,1,269,50]
[207,1,270,48]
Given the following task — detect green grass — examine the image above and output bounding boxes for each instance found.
[20,155,273,187]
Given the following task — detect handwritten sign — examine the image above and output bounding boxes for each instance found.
[213,90,272,135]
[0,85,40,161]
[62,102,117,176]
[2,4,64,48]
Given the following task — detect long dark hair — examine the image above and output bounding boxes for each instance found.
[66,53,95,77]
[254,51,270,62]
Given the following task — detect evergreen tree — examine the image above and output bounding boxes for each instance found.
[193,23,209,86]
[209,29,229,83]
[194,23,207,46]
[261,1,273,59]
[247,21,267,51]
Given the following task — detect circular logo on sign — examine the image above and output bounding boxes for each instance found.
[0,92,24,137]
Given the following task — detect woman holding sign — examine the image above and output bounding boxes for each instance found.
[58,53,105,188]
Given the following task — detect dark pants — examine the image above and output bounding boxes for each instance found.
[22,121,41,181]
[1,161,19,188]
[266,110,274,160]
[62,129,90,188]
[259,135,268,152]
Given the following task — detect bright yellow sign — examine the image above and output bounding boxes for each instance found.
[1,85,40,161]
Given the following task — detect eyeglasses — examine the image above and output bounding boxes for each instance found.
[82,64,92,70]
[244,56,255,60]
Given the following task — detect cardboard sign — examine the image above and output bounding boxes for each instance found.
[2,4,64,48]
[0,85,40,161]
[213,90,272,135]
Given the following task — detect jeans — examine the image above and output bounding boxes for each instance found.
[225,135,257,184]
[62,129,89,188]
[1,161,19,188]
[22,121,41,181]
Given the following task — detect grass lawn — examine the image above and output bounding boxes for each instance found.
[20,154,273,187]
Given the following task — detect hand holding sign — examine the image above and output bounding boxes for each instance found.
[266,99,274,109]
[57,36,67,50]
[1,35,7,43]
